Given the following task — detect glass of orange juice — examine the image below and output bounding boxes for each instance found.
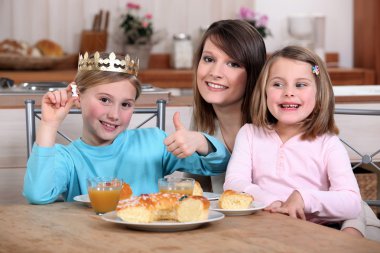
[158,177,195,195]
[87,177,123,215]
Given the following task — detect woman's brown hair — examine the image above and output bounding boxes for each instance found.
[252,45,339,140]
[192,19,266,134]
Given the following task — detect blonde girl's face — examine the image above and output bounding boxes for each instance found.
[266,57,317,130]
[196,38,247,110]
[78,79,137,146]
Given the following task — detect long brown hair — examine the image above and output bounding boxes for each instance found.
[252,45,339,140]
[192,19,266,134]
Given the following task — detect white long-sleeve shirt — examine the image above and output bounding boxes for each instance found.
[224,124,362,223]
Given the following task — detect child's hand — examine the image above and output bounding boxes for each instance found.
[164,112,209,158]
[264,200,283,211]
[40,82,78,128]
[269,190,306,220]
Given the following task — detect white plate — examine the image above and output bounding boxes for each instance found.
[203,192,220,201]
[101,210,225,232]
[210,201,265,216]
[73,194,90,204]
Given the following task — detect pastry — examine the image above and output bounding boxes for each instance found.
[192,180,203,196]
[116,192,210,223]
[35,39,64,57]
[218,189,253,210]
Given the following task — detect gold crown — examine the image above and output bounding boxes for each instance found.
[78,52,139,76]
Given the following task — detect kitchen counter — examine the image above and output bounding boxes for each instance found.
[2,84,379,109]
[0,67,376,89]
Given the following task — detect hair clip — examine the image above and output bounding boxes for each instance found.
[312,65,320,76]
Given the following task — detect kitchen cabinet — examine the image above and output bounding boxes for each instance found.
[354,0,380,83]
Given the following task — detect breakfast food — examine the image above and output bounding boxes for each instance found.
[218,190,253,210]
[116,193,210,223]
[192,180,203,196]
[119,182,133,200]
[35,39,64,57]
[0,39,29,55]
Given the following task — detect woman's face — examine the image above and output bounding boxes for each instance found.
[196,38,247,110]
[78,79,137,146]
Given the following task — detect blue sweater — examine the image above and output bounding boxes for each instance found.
[23,128,230,204]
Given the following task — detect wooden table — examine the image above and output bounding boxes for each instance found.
[1,202,379,252]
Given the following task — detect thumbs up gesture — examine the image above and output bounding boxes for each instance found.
[164,112,210,158]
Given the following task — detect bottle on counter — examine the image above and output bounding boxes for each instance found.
[171,33,193,69]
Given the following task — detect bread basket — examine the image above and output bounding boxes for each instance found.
[0,53,71,70]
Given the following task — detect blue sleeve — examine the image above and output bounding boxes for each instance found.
[161,131,230,176]
[23,144,74,204]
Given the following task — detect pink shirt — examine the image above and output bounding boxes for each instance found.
[224,124,361,223]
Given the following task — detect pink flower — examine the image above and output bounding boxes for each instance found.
[145,13,152,20]
[256,15,268,27]
[127,2,140,10]
[237,6,271,38]
[142,21,149,28]
[239,7,255,20]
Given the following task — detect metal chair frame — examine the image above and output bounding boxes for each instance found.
[335,108,380,207]
[25,99,166,158]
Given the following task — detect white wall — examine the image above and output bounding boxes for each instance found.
[0,0,353,67]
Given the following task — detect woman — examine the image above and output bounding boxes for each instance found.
[172,19,266,192]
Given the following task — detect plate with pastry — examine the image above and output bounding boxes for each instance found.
[210,190,265,216]
[101,192,225,232]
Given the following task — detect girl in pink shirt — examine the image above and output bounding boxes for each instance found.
[224,46,380,241]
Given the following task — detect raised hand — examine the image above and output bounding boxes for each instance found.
[164,112,209,158]
[36,83,79,147]
[268,190,306,220]
[41,82,78,126]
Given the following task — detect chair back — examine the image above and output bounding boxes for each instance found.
[335,108,380,208]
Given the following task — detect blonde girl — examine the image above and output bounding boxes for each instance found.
[224,46,379,241]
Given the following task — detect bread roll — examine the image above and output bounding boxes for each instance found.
[119,182,133,200]
[192,180,203,196]
[0,39,27,55]
[35,39,63,57]
[218,190,253,210]
[116,193,210,223]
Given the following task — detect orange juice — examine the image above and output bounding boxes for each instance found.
[88,188,121,214]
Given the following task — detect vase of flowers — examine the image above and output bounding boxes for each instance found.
[238,7,272,39]
[120,2,154,69]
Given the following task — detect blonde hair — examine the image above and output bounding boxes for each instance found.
[74,52,142,99]
[252,45,339,140]
[192,19,266,134]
